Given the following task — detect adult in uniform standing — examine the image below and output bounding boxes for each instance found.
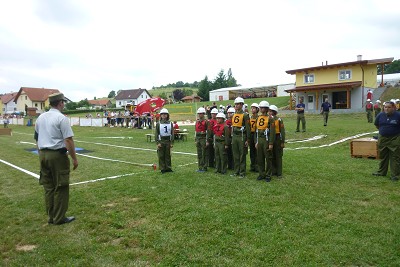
[295,97,306,132]
[230,97,250,178]
[373,101,400,181]
[155,108,174,174]
[195,107,209,172]
[374,100,382,118]
[255,101,275,182]
[365,99,374,123]
[320,98,332,126]
[249,103,259,172]
[269,105,285,178]
[34,93,78,225]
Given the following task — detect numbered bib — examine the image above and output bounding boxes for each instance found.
[232,113,244,127]
[256,115,269,131]
[250,118,257,132]
[159,123,172,136]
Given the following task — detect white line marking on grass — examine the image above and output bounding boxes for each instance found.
[0,158,39,179]
[284,131,378,150]
[286,135,327,143]
[75,140,197,156]
[77,153,154,167]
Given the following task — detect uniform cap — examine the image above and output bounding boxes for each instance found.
[259,100,270,108]
[160,108,169,114]
[49,93,67,102]
[211,108,219,114]
[234,97,244,104]
[197,107,206,114]
[269,105,278,112]
[216,113,226,119]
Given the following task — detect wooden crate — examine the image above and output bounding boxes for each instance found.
[350,138,379,159]
[0,128,12,136]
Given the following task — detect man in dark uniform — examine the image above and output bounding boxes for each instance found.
[295,97,306,132]
[34,93,78,225]
[230,97,250,178]
[320,98,331,126]
[365,99,374,123]
[373,101,400,181]
[156,108,174,174]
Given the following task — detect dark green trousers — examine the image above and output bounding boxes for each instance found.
[367,111,373,123]
[214,141,227,173]
[377,135,400,178]
[257,138,273,178]
[196,137,208,170]
[158,141,172,171]
[249,132,257,171]
[296,113,306,131]
[272,138,283,176]
[39,150,70,224]
[323,111,329,125]
[232,135,247,175]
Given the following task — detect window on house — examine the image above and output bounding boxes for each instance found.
[119,101,121,105]
[304,74,314,84]
[25,96,27,100]
[35,103,38,107]
[339,70,352,80]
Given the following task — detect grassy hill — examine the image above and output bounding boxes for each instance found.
[380,86,399,101]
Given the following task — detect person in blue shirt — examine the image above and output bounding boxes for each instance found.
[373,101,400,181]
[320,98,332,126]
[295,98,306,132]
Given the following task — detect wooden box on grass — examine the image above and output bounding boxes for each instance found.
[0,128,12,136]
[350,138,379,159]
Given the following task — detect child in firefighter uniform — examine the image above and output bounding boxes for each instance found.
[155,108,174,174]
[231,97,251,178]
[249,103,259,172]
[213,113,229,174]
[195,107,210,172]
[225,107,235,170]
[269,105,285,178]
[208,108,219,168]
[255,101,275,182]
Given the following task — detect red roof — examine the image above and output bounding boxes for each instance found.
[1,92,18,104]
[285,81,362,92]
[286,57,394,75]
[14,87,60,103]
[181,95,202,100]
[88,99,111,106]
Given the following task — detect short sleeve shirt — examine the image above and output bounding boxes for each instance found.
[35,108,74,149]
[321,102,331,112]
[374,111,400,137]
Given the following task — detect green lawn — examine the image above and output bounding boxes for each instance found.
[1,112,399,266]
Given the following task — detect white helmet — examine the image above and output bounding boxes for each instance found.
[367,99,371,101]
[197,107,206,114]
[227,107,235,113]
[259,100,270,108]
[390,99,396,103]
[376,100,381,103]
[251,103,259,109]
[269,105,278,112]
[160,108,169,114]
[234,97,244,104]
[216,113,226,119]
[211,108,218,114]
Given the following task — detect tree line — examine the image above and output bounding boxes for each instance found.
[377,59,400,75]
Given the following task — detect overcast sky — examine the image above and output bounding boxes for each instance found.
[0,0,399,101]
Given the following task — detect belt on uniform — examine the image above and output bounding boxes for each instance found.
[40,147,68,153]
[257,132,267,137]
[160,136,171,140]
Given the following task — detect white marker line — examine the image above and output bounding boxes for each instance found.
[285,131,378,150]
[0,158,39,179]
[75,140,197,156]
[286,135,327,143]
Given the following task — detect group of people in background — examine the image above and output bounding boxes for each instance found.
[103,110,154,129]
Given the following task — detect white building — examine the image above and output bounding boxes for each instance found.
[115,89,151,108]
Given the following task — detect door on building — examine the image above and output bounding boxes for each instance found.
[307,95,314,110]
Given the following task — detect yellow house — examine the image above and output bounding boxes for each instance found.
[285,56,393,111]
[14,87,61,115]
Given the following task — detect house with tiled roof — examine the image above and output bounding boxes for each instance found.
[88,99,113,109]
[1,92,18,114]
[14,87,61,114]
[181,95,202,103]
[115,89,151,108]
[285,56,394,112]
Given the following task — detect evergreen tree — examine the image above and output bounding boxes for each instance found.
[108,90,116,98]
[198,76,212,101]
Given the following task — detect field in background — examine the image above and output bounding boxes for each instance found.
[1,112,399,266]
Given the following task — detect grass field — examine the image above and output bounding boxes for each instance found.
[1,112,399,266]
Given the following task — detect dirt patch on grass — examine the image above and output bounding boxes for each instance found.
[102,203,117,208]
[16,244,37,251]
[127,218,146,228]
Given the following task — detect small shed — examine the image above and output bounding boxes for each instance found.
[181,95,202,103]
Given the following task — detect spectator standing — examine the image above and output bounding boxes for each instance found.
[295,98,306,132]
[373,101,400,181]
[320,98,332,126]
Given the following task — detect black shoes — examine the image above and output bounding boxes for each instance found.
[391,176,399,181]
[372,173,385,176]
[256,176,264,180]
[55,216,75,225]
[265,177,271,182]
